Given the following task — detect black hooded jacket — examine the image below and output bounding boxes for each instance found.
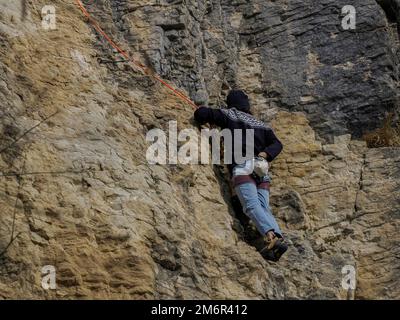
[194,106,283,170]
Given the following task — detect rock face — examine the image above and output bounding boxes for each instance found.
[107,0,399,140]
[0,0,399,299]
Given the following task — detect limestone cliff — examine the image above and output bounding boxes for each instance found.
[0,0,399,299]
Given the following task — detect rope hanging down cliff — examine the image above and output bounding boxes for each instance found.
[74,0,198,110]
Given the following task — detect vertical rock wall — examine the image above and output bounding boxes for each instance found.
[0,0,399,299]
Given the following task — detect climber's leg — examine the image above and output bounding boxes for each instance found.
[256,188,283,238]
[231,195,251,227]
[235,182,277,236]
[255,187,288,261]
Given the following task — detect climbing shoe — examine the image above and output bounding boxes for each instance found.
[259,234,278,260]
[259,238,288,262]
[271,239,288,261]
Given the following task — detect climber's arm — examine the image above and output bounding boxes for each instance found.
[194,107,228,128]
[260,129,283,162]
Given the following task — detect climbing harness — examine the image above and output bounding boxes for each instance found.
[74,0,198,110]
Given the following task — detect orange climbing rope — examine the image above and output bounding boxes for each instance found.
[75,0,198,110]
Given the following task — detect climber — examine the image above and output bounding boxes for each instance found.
[194,90,288,262]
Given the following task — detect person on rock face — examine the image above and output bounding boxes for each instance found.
[194,89,288,262]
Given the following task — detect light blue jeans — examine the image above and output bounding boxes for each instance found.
[235,182,282,237]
